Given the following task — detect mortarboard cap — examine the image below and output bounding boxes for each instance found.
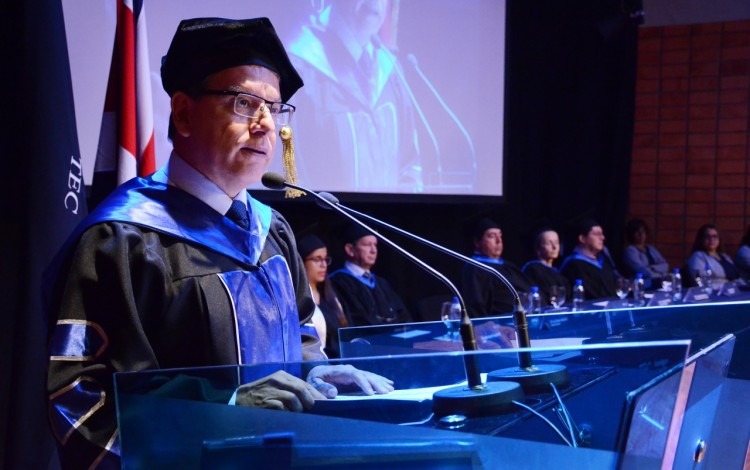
[574,217,600,238]
[473,217,500,241]
[343,224,374,245]
[297,234,326,259]
[161,17,303,101]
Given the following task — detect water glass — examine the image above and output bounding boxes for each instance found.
[550,285,566,310]
[440,301,460,340]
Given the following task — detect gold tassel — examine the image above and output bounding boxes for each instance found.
[279,125,304,198]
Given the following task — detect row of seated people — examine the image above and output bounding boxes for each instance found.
[297,225,411,358]
[621,219,750,292]
[467,217,750,311]
[297,219,750,358]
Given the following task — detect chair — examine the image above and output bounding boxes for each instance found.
[414,294,452,322]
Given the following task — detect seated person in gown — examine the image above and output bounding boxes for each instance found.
[686,223,740,285]
[521,227,570,306]
[44,18,393,469]
[621,218,669,289]
[329,224,412,326]
[461,218,533,317]
[560,218,618,300]
[298,233,352,358]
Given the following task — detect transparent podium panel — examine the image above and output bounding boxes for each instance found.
[668,334,735,469]
[339,300,750,379]
[114,341,698,469]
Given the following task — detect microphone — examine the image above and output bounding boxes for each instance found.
[260,172,288,190]
[262,172,524,416]
[311,190,570,394]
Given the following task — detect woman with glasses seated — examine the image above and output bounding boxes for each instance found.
[298,234,351,358]
[686,223,740,286]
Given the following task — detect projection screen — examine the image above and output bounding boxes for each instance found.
[64,0,506,199]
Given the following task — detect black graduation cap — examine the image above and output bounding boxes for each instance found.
[574,217,601,238]
[472,217,500,241]
[160,17,303,101]
[343,224,375,245]
[297,234,326,259]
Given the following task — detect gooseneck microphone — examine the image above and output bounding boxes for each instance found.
[311,189,569,394]
[262,173,479,384]
[262,172,524,416]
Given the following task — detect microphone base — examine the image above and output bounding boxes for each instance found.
[487,364,570,394]
[432,381,524,418]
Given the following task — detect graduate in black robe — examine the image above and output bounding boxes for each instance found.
[297,233,353,358]
[45,18,393,469]
[461,218,534,317]
[522,261,571,305]
[329,225,412,326]
[521,228,570,306]
[560,219,618,300]
[329,269,412,326]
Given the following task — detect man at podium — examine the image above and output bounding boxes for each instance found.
[45,17,392,469]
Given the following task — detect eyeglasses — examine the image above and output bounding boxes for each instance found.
[305,256,332,266]
[200,89,295,126]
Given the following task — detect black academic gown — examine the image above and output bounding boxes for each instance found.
[317,294,350,358]
[461,255,534,317]
[45,173,319,469]
[560,252,618,300]
[521,260,571,305]
[329,268,412,326]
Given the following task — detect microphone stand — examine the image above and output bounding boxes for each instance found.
[262,173,524,417]
[317,192,569,394]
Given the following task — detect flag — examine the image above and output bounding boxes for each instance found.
[0,0,88,467]
[91,0,155,206]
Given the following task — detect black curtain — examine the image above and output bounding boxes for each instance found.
[503,0,637,256]
[263,0,639,317]
[1,0,87,468]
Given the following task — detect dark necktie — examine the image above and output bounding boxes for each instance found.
[225,200,250,230]
[358,50,375,101]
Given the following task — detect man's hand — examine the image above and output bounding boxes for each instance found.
[306,364,394,398]
[474,321,516,349]
[235,370,326,411]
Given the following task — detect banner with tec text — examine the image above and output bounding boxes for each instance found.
[1,0,88,467]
